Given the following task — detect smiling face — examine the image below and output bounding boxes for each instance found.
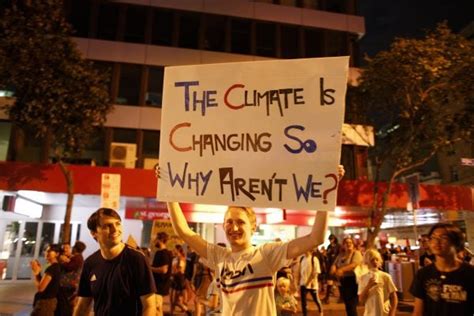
[92,215,123,249]
[62,244,72,257]
[44,246,59,264]
[223,207,256,252]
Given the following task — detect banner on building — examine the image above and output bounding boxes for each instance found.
[158,57,349,210]
[100,173,121,210]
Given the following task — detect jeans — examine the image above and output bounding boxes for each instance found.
[300,286,323,316]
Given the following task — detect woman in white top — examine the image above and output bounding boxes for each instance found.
[159,165,344,316]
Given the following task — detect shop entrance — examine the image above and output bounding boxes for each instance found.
[0,219,81,281]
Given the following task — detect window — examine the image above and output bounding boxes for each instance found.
[66,0,91,37]
[117,63,142,106]
[178,12,201,49]
[325,0,346,13]
[81,126,106,166]
[123,5,147,43]
[146,66,164,107]
[91,60,114,97]
[16,128,42,162]
[256,22,276,57]
[326,30,348,56]
[113,128,137,144]
[151,8,174,46]
[142,130,160,158]
[96,3,120,41]
[0,121,12,161]
[305,28,325,57]
[230,18,251,54]
[204,14,227,52]
[281,24,299,58]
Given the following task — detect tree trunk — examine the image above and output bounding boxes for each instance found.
[366,176,395,248]
[59,161,74,244]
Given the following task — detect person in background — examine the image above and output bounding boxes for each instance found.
[56,241,86,316]
[418,234,435,267]
[73,208,156,316]
[184,245,199,304]
[322,234,340,304]
[358,249,398,316]
[331,236,363,316]
[298,249,323,316]
[193,255,213,316]
[275,277,298,316]
[31,244,62,316]
[170,244,191,315]
[410,223,474,316]
[150,232,172,316]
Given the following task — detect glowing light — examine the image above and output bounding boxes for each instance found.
[14,197,43,218]
[193,204,227,213]
[189,212,225,224]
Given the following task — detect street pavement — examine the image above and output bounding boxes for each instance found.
[0,281,413,315]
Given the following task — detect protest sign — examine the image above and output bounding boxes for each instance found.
[158,57,348,211]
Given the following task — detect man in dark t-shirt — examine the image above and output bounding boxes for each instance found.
[151,232,172,316]
[73,208,156,316]
[410,223,474,316]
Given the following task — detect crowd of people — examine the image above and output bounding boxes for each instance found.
[27,163,473,316]
[29,207,474,316]
[30,240,86,316]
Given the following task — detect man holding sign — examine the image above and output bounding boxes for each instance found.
[158,166,343,315]
[157,57,349,315]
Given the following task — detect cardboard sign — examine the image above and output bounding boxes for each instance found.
[158,57,348,211]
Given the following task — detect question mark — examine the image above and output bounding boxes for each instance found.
[323,173,338,204]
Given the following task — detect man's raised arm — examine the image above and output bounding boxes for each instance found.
[167,202,209,259]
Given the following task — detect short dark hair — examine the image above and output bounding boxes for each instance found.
[47,244,62,254]
[156,232,169,243]
[87,208,121,232]
[73,241,86,253]
[428,223,465,251]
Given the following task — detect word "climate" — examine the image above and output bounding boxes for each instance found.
[175,81,305,117]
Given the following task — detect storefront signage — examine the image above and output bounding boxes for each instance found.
[158,57,348,210]
[100,173,121,210]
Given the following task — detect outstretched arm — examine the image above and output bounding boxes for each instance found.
[167,202,209,259]
[286,165,344,259]
[287,211,329,259]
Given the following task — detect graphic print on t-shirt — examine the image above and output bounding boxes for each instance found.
[425,279,467,303]
[219,262,273,294]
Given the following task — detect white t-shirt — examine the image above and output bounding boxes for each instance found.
[358,270,397,316]
[207,242,290,316]
[299,255,321,290]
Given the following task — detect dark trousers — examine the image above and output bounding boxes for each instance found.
[54,287,75,316]
[339,275,359,316]
[300,286,323,316]
[31,298,57,316]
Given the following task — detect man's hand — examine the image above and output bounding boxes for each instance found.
[337,164,345,180]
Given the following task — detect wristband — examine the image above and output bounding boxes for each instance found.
[35,273,42,281]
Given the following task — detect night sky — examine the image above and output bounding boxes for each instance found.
[358,0,474,62]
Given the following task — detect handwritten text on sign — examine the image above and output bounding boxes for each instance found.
[158,57,348,211]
